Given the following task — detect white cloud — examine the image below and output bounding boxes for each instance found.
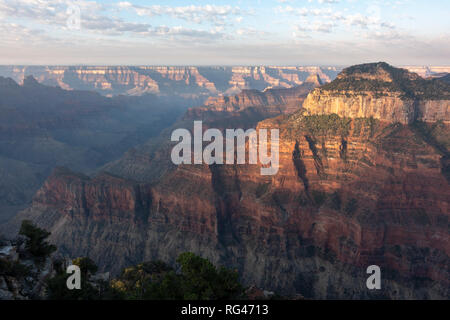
[308,0,340,3]
[279,3,396,34]
[0,0,230,41]
[117,2,243,25]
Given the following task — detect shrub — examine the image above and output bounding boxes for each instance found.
[72,257,98,277]
[19,220,56,259]
[46,273,101,300]
[0,258,31,277]
[301,114,351,138]
[46,257,119,300]
[111,253,244,300]
[47,252,245,300]
[177,252,243,300]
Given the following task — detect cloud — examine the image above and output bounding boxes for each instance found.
[278,6,333,16]
[293,20,336,35]
[309,0,340,3]
[0,0,103,25]
[0,23,50,44]
[279,3,396,34]
[0,0,229,42]
[117,2,243,26]
[152,25,227,41]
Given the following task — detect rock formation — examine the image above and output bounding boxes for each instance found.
[302,62,450,124]
[183,74,323,127]
[0,235,55,300]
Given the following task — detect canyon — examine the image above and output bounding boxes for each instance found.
[0,66,339,98]
[1,63,449,299]
[0,75,191,224]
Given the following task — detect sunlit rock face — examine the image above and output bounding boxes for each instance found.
[303,62,450,124]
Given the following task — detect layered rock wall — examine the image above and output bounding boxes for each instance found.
[303,89,450,124]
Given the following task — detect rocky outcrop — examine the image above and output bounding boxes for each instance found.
[0,233,112,300]
[303,62,450,124]
[0,236,55,300]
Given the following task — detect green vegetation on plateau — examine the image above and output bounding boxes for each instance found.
[301,114,352,137]
[289,114,378,139]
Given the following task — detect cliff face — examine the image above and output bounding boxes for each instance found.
[13,115,450,299]
[303,89,416,124]
[303,89,450,124]
[32,168,151,223]
[0,66,338,98]
[0,236,56,300]
[303,62,450,124]
[418,100,450,122]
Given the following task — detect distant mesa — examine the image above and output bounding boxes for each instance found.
[304,73,323,86]
[22,75,42,87]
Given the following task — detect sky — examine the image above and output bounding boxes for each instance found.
[0,0,449,66]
